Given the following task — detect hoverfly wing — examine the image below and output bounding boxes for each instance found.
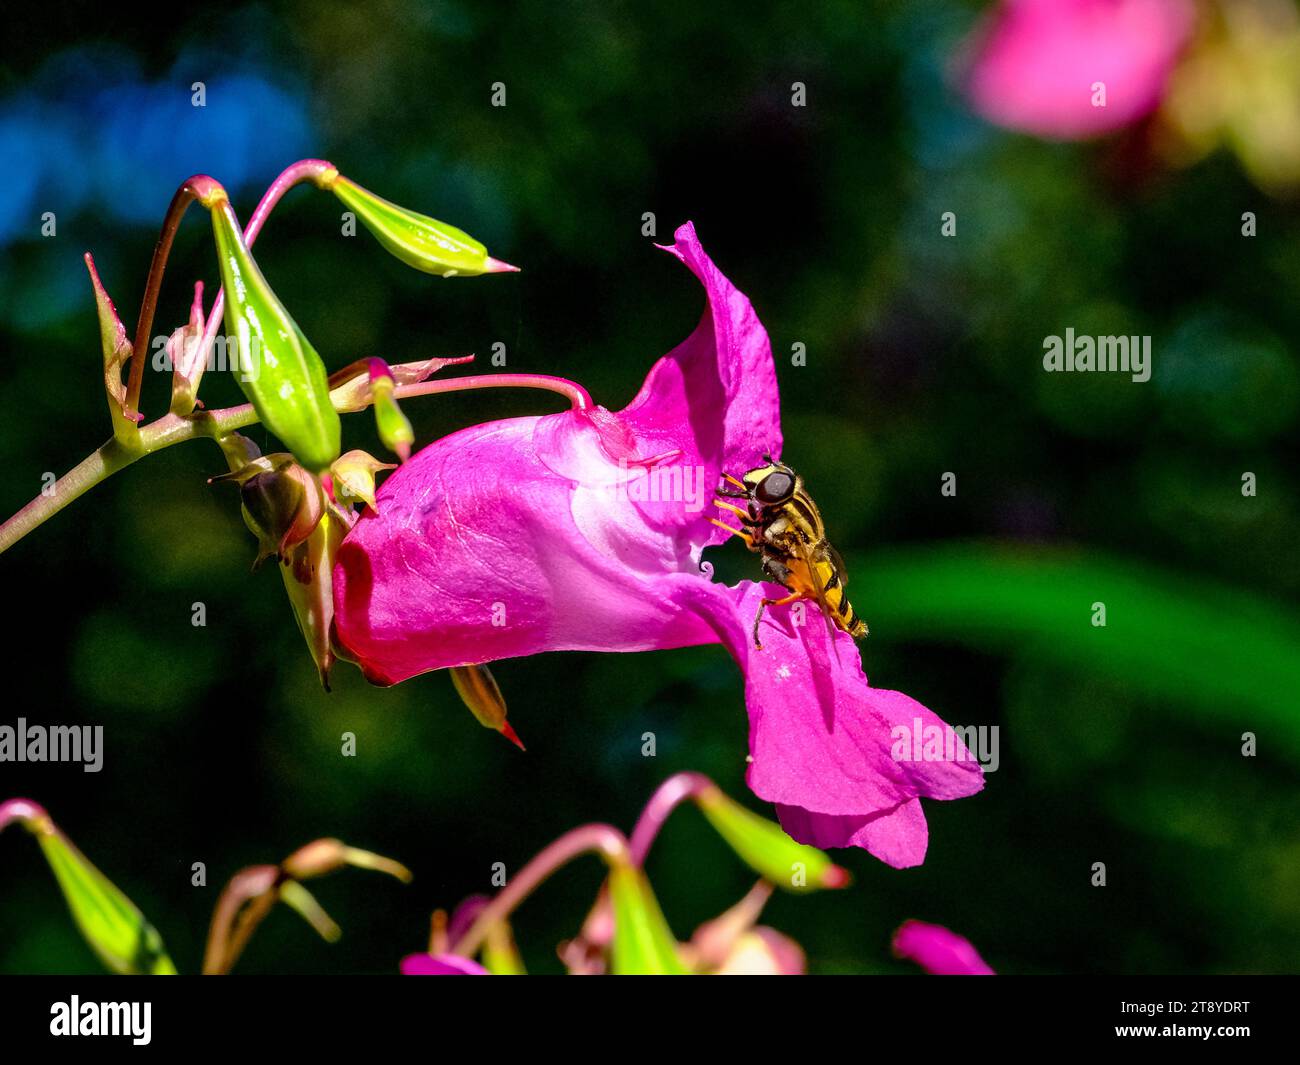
[792,534,842,663]
[822,541,850,588]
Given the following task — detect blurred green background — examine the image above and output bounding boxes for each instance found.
[0,0,1297,975]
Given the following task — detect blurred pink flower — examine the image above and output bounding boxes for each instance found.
[963,0,1196,139]
[333,223,982,867]
[893,920,995,975]
[401,953,489,975]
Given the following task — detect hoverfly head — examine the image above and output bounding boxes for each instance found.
[753,467,796,506]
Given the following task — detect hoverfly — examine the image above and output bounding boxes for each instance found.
[711,457,868,650]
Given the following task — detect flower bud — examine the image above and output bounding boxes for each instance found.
[892,920,995,976]
[213,454,324,567]
[709,928,805,975]
[685,881,805,974]
[212,446,348,688]
[330,449,395,511]
[83,253,141,444]
[449,664,525,749]
[369,366,415,461]
[324,173,519,277]
[401,953,490,975]
[0,799,176,975]
[280,837,412,883]
[167,281,210,415]
[328,355,474,412]
[279,503,350,690]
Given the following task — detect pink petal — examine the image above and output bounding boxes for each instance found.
[892,920,995,976]
[333,223,776,684]
[963,0,1195,140]
[400,953,490,976]
[678,580,983,868]
[775,800,930,869]
[626,223,782,548]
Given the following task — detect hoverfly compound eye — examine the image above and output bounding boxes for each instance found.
[756,471,795,504]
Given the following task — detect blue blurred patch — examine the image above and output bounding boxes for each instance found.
[0,46,314,245]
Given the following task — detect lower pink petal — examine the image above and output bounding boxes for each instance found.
[400,952,490,976]
[676,579,984,866]
[892,920,996,976]
[776,800,930,869]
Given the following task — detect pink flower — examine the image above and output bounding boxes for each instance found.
[963,0,1195,140]
[892,920,994,975]
[333,223,983,867]
[400,953,489,976]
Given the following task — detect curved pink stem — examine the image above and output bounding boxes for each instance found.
[572,772,716,958]
[126,175,226,412]
[0,798,47,831]
[396,373,592,411]
[628,771,717,864]
[450,823,629,958]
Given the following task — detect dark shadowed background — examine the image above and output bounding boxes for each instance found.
[0,0,1297,974]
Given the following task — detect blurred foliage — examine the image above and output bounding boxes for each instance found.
[0,0,1297,975]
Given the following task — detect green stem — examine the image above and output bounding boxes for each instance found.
[0,441,140,554]
[0,372,590,556]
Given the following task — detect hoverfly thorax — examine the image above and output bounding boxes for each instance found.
[713,457,868,649]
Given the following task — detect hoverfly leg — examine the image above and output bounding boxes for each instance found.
[709,517,755,546]
[752,590,802,650]
[713,498,753,522]
[752,599,766,650]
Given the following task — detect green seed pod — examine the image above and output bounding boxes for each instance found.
[208,195,341,472]
[695,786,849,893]
[607,859,687,975]
[325,173,518,277]
[1,801,177,975]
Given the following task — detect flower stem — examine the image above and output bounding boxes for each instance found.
[570,772,716,958]
[0,440,140,555]
[450,823,630,959]
[396,373,592,410]
[0,798,48,832]
[125,175,227,414]
[0,371,591,555]
[130,161,335,419]
[628,771,716,864]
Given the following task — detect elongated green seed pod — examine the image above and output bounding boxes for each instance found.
[325,174,518,277]
[208,196,341,472]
